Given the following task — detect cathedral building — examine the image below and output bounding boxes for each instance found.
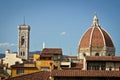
[78,14,115,60]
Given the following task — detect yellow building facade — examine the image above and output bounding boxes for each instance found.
[11,48,62,77]
[11,63,39,77]
[33,54,40,61]
[36,60,54,71]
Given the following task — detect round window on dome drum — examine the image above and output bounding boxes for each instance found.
[95,53,99,56]
[83,53,86,56]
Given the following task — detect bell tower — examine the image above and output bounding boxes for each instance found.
[18,23,30,60]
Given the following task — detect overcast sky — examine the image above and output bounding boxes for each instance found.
[0,0,120,56]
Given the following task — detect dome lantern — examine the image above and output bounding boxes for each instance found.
[92,13,99,27]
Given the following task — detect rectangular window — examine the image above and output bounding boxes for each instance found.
[87,66,92,70]
[16,69,24,74]
[41,67,49,71]
[101,64,106,70]
[53,55,58,61]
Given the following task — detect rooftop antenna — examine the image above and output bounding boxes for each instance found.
[23,16,25,25]
[94,11,97,16]
[43,41,45,49]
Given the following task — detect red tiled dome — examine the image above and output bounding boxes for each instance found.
[78,15,114,53]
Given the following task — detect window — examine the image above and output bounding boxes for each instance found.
[83,53,86,56]
[108,53,111,56]
[15,61,19,65]
[53,55,58,60]
[109,67,112,71]
[87,66,92,70]
[95,53,99,56]
[16,69,24,74]
[101,66,105,70]
[21,36,25,45]
[95,65,100,70]
[20,52,22,56]
[119,67,120,71]
[41,67,49,71]
[23,52,25,56]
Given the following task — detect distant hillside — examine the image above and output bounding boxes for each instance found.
[0,54,5,58]
[29,51,41,56]
[0,51,41,58]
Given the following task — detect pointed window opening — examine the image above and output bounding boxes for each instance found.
[23,52,25,56]
[21,52,22,56]
[21,36,25,45]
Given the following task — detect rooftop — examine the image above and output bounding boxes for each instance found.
[85,56,120,61]
[41,48,62,55]
[9,71,50,80]
[11,63,36,68]
[9,70,120,80]
[52,70,120,77]
[40,48,62,58]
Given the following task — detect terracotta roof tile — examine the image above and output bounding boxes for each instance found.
[71,63,83,69]
[11,63,36,68]
[9,70,120,80]
[102,29,114,47]
[79,23,114,49]
[9,71,50,80]
[52,70,120,77]
[79,28,92,48]
[85,56,120,61]
[11,64,23,68]
[41,48,62,55]
[0,74,8,80]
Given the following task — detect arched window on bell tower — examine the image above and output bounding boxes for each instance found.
[23,52,25,56]
[20,52,22,56]
[21,36,25,46]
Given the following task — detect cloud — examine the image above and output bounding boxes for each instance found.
[60,32,66,36]
[0,42,17,48]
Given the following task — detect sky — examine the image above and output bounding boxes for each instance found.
[0,0,120,56]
